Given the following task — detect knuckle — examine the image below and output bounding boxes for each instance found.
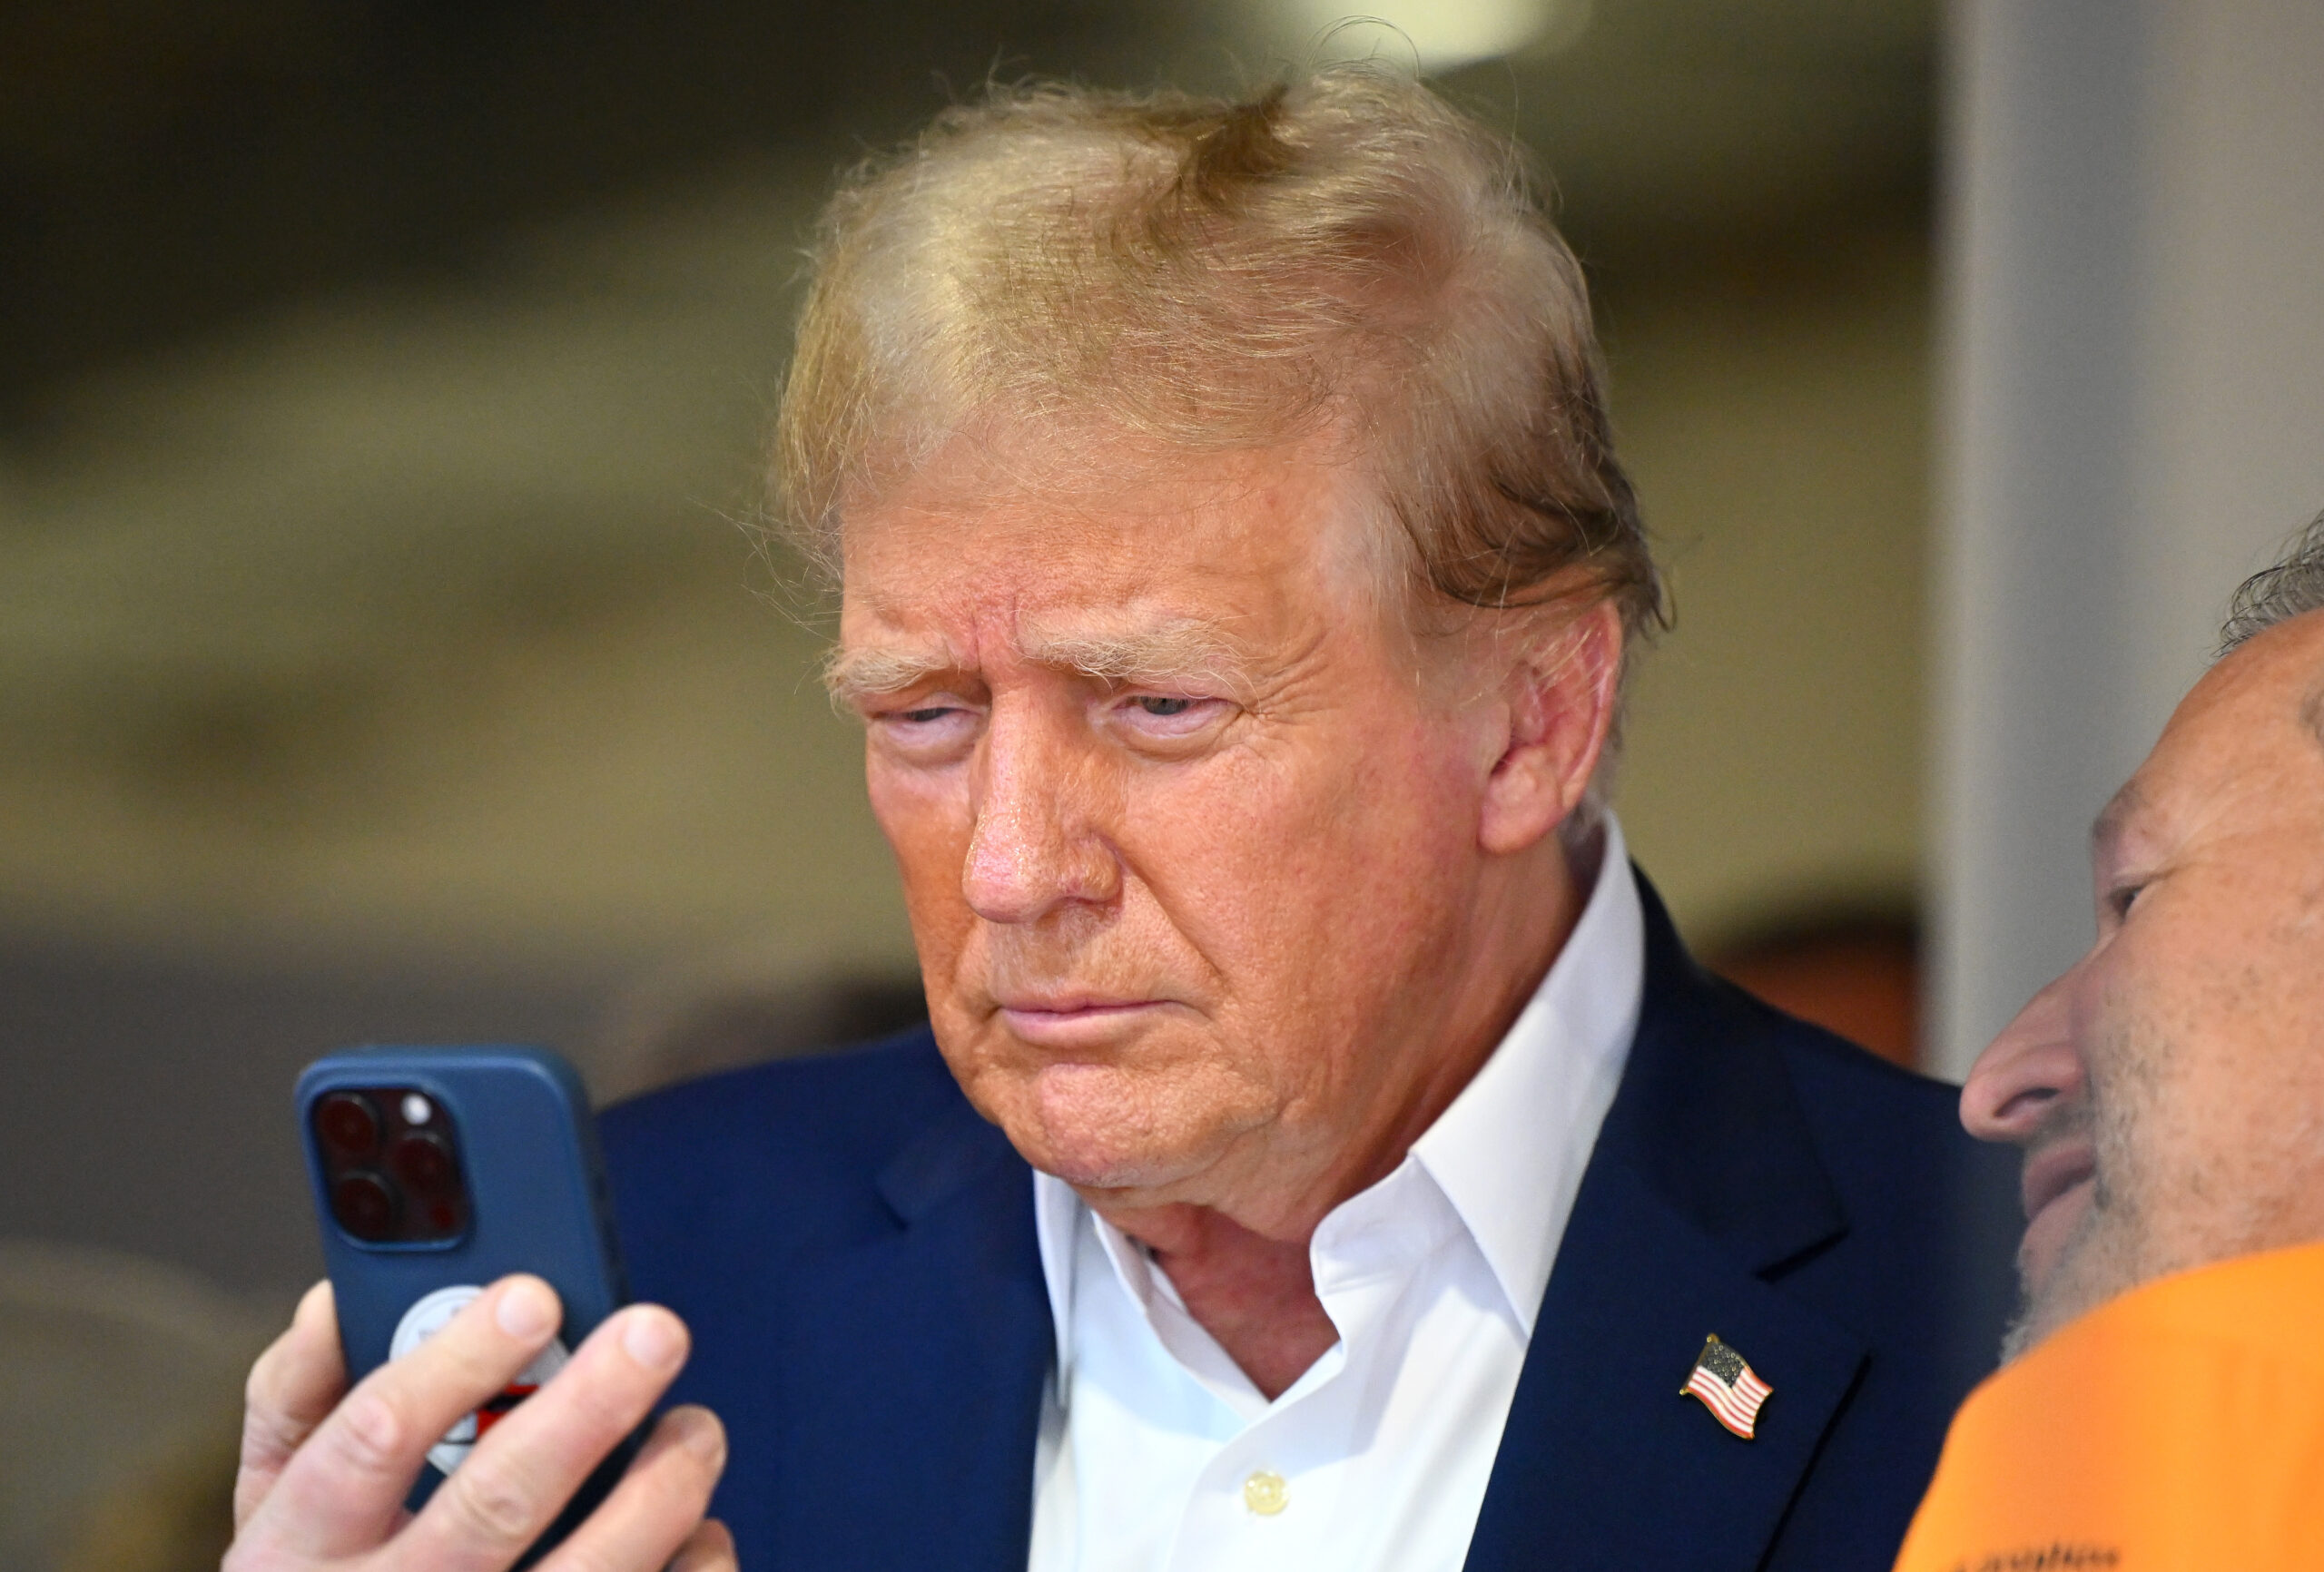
[542,1353,646,1441]
[243,1341,286,1411]
[329,1388,407,1476]
[231,1449,278,1534]
[237,1411,280,1476]
[240,1388,302,1468]
[442,1456,544,1547]
[561,1371,639,1436]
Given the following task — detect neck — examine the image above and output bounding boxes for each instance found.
[1090,822,1598,1397]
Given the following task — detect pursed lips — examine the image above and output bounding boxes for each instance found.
[2021,1136,2097,1224]
[994,995,1170,1044]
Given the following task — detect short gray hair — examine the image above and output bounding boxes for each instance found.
[2220,508,2324,655]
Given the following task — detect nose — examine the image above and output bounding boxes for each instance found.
[960,701,1120,925]
[1960,971,2086,1145]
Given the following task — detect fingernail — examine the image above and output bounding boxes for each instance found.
[496,1278,557,1340]
[298,1279,334,1324]
[623,1307,686,1372]
[673,1407,727,1467]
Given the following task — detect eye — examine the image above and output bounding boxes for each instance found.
[868,695,980,761]
[1109,691,1231,744]
[2107,882,2147,921]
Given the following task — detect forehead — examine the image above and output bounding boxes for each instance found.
[2110,614,2324,844]
[834,425,1384,655]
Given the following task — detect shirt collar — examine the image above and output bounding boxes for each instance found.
[1408,811,1643,1336]
[1035,812,1647,1358]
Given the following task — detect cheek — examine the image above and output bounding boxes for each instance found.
[2075,927,2252,1237]
[865,756,974,930]
[1122,715,1477,1009]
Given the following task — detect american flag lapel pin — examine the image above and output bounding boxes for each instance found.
[1681,1334,1772,1439]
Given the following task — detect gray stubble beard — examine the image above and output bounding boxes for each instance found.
[1998,1173,2142,1363]
[1997,1007,2162,1364]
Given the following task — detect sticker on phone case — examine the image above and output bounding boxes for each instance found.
[389,1283,570,1475]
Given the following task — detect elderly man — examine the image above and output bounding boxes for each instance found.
[1894,518,2324,1571]
[229,69,2013,1572]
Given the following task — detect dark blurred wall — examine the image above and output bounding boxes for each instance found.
[0,942,600,1297]
[0,0,1205,427]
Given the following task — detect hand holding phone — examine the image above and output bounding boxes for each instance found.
[223,1044,734,1572]
[229,1273,733,1572]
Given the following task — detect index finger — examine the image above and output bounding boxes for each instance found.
[237,1281,344,1532]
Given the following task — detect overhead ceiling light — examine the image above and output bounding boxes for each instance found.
[1277,0,1590,74]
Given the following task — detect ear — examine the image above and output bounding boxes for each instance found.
[1477,598,1624,857]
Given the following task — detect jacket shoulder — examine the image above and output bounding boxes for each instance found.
[599,1027,963,1270]
[1741,987,2019,1219]
[1707,979,2019,1289]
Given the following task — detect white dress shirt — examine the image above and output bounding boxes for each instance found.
[1025,815,1647,1572]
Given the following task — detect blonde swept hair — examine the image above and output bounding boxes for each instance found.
[773,64,1663,637]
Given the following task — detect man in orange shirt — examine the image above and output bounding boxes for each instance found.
[1896,516,2324,1571]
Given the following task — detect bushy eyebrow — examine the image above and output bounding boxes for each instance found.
[1019,618,1252,693]
[823,644,958,705]
[823,615,1252,708]
[2091,781,2143,858]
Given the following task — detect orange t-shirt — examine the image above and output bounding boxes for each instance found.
[1894,1240,2324,1572]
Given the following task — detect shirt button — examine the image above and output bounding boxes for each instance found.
[1243,1469,1289,1517]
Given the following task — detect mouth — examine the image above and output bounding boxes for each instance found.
[2021,1138,2097,1223]
[994,996,1168,1044]
[2017,1137,2098,1291]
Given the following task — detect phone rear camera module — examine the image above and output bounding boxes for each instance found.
[310,1083,470,1247]
[315,1093,381,1160]
[389,1130,457,1194]
[331,1171,400,1242]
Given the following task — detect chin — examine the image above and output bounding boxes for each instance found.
[2005,1188,2142,1362]
[978,1057,1246,1195]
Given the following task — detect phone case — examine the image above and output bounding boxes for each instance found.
[296,1044,631,1528]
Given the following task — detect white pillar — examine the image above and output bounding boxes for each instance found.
[1933,0,2324,1079]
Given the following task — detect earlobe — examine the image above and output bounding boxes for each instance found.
[1477,600,1623,856]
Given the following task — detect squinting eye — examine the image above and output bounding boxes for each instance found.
[2110,884,2146,919]
[899,706,956,723]
[1134,696,1193,717]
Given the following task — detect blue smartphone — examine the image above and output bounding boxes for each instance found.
[297,1045,634,1550]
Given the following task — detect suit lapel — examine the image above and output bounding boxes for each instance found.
[770,1091,1051,1572]
[1464,875,1868,1572]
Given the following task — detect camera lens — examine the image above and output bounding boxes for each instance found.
[331,1171,399,1242]
[315,1093,381,1160]
[388,1130,456,1194]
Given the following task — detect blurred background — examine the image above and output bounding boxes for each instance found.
[4,1,2320,1566]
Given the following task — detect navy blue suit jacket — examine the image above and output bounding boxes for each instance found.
[602,875,2019,1570]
